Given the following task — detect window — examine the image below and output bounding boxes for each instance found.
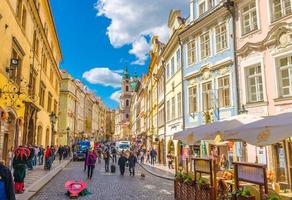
[278,56,292,97]
[189,86,197,113]
[218,76,230,107]
[16,0,23,18]
[158,108,164,127]
[202,81,212,111]
[50,68,54,82]
[42,55,47,73]
[21,7,27,30]
[166,64,170,79]
[171,57,175,76]
[166,100,170,121]
[242,1,258,35]
[10,48,23,85]
[187,40,196,66]
[126,99,129,107]
[34,38,39,58]
[125,114,129,119]
[171,96,175,120]
[126,85,129,92]
[200,32,210,59]
[215,23,228,52]
[47,92,52,112]
[246,65,263,102]
[177,92,182,117]
[28,67,37,97]
[199,1,207,15]
[176,49,181,69]
[39,82,45,107]
[272,0,291,21]
[54,100,58,114]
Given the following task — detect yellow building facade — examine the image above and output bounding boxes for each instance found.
[0,0,62,164]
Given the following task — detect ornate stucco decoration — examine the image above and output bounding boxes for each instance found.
[219,66,229,76]
[238,22,292,57]
[200,65,211,80]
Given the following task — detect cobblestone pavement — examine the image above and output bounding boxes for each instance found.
[31,160,174,200]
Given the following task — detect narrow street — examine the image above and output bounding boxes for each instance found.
[31,161,174,200]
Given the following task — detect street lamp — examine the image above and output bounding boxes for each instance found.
[49,112,57,146]
[66,127,70,146]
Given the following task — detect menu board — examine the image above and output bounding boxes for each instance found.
[237,164,265,185]
[194,159,211,174]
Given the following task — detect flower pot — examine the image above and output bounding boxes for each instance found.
[237,196,255,200]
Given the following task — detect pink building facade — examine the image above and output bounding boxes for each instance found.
[235,0,292,187]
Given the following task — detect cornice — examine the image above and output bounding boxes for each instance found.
[237,22,292,57]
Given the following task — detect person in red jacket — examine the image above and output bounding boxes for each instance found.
[44,146,52,170]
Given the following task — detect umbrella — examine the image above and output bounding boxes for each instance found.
[224,112,292,146]
[173,114,262,145]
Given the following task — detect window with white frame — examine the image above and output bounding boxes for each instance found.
[166,64,170,79]
[176,49,181,69]
[278,56,292,97]
[187,40,196,66]
[167,100,170,121]
[241,0,258,35]
[246,65,264,102]
[218,75,230,107]
[215,23,228,52]
[202,81,212,111]
[171,96,175,120]
[171,57,175,76]
[200,32,210,59]
[271,0,292,21]
[199,1,207,15]
[177,92,182,117]
[189,86,197,113]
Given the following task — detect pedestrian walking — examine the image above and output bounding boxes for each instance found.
[146,150,150,163]
[103,149,110,172]
[0,161,15,200]
[86,149,97,179]
[128,152,137,176]
[111,147,117,163]
[140,151,144,164]
[7,147,14,171]
[27,145,34,170]
[13,146,30,194]
[44,146,52,170]
[150,148,156,166]
[33,145,39,166]
[118,152,127,176]
[38,145,44,165]
[84,149,89,171]
[58,146,64,163]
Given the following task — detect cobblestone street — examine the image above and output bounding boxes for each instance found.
[31,161,174,200]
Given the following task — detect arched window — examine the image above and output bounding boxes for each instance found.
[126,85,129,92]
[125,99,129,107]
[125,114,129,119]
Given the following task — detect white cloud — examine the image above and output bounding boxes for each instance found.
[110,90,121,103]
[129,37,151,65]
[95,0,188,65]
[82,67,122,88]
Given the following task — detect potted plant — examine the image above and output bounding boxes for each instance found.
[197,177,210,190]
[235,188,255,200]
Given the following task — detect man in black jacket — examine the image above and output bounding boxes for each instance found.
[118,152,127,176]
[128,152,137,176]
[0,162,15,200]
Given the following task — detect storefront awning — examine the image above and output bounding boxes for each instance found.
[173,114,262,145]
[224,112,292,146]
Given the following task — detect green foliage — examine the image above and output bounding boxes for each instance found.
[197,177,209,186]
[235,187,252,197]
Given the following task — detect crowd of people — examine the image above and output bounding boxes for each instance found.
[0,144,71,199]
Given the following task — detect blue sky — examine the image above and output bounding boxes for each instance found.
[50,0,188,109]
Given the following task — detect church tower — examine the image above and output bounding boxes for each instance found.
[119,67,132,123]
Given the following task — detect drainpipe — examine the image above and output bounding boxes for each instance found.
[178,37,185,131]
[224,1,240,114]
[162,60,167,166]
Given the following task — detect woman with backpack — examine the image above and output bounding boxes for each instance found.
[86,149,97,179]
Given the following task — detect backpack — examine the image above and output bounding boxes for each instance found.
[0,177,7,200]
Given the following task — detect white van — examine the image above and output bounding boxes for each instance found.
[116,141,131,152]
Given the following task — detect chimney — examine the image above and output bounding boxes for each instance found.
[189,0,194,21]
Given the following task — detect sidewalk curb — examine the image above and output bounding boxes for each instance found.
[16,159,72,200]
[138,163,175,181]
